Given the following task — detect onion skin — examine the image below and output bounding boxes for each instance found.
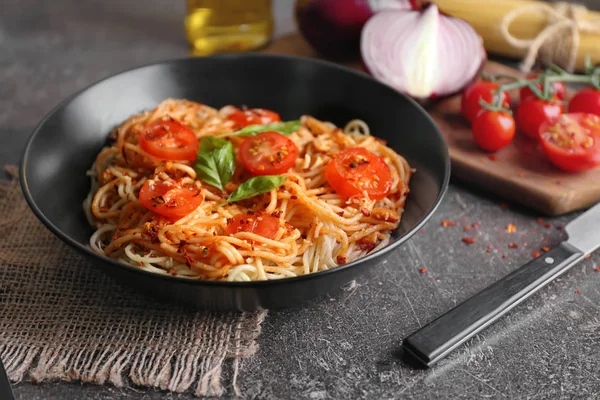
[295,0,411,60]
[360,4,486,100]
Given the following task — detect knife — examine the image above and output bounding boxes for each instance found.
[0,358,15,400]
[403,202,600,367]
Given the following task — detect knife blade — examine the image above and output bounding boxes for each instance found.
[403,202,600,368]
[565,202,600,255]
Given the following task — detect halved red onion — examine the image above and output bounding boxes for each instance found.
[361,4,486,99]
[296,0,412,60]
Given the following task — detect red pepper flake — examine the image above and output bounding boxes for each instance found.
[500,203,509,209]
[532,251,541,258]
[508,242,519,249]
[517,172,525,178]
[462,237,476,245]
[506,223,516,233]
[541,246,550,252]
[585,254,592,259]
[463,225,471,232]
[471,222,479,229]
[556,225,563,231]
[502,254,507,259]
[595,266,600,272]
[544,223,551,229]
[419,267,427,274]
[488,154,498,161]
[575,290,581,295]
[435,277,441,281]
[184,254,195,268]
[441,220,456,227]
[537,218,544,224]
[418,229,425,235]
[522,242,527,247]
[486,245,493,253]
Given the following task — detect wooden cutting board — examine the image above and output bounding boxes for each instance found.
[263,34,600,215]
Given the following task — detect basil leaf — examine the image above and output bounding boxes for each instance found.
[194,136,235,191]
[218,175,286,207]
[220,120,301,138]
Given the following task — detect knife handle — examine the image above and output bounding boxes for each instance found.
[403,242,583,367]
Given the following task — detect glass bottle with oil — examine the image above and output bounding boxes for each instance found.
[185,0,273,56]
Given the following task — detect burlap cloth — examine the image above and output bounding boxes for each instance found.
[0,166,267,397]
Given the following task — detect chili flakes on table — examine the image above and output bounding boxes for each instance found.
[419,267,428,274]
[462,237,476,245]
[441,220,456,227]
[508,242,519,249]
[506,223,516,233]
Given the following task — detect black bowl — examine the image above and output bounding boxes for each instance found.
[20,54,449,311]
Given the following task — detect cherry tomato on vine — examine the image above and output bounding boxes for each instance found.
[516,96,563,140]
[228,108,281,128]
[519,73,566,102]
[539,113,600,172]
[471,110,516,152]
[461,81,511,123]
[568,88,600,116]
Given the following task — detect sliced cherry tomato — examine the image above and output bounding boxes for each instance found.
[224,212,280,239]
[539,113,600,172]
[568,88,600,116]
[516,96,563,140]
[139,120,199,161]
[325,147,393,200]
[472,110,516,152]
[139,180,203,220]
[461,81,511,123]
[228,108,281,128]
[519,73,566,102]
[239,131,299,175]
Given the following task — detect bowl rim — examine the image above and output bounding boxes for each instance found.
[19,53,450,288]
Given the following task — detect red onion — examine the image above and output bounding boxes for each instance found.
[361,4,486,99]
[295,0,411,60]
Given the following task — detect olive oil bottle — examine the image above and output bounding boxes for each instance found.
[185,0,273,56]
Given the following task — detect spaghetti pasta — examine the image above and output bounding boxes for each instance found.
[84,99,412,281]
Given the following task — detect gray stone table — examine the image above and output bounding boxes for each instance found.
[2,1,599,399]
